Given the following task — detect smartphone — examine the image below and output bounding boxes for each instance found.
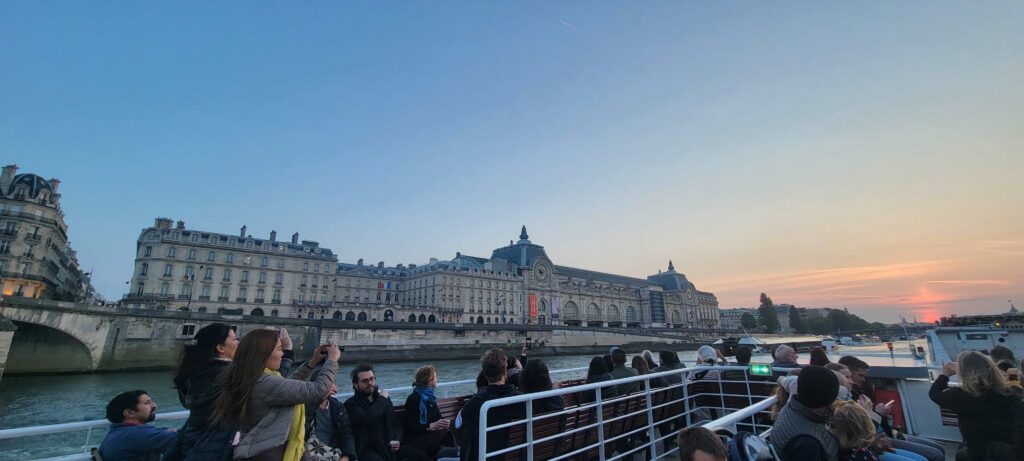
[525,337,532,350]
[884,400,895,408]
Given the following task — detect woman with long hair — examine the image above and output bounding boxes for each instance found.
[402,365,454,459]
[930,350,1020,461]
[166,323,238,460]
[520,359,564,413]
[580,356,618,404]
[810,346,831,367]
[833,400,879,461]
[213,329,340,461]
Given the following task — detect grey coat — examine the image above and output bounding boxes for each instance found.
[233,359,339,459]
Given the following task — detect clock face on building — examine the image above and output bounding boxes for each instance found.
[535,263,548,282]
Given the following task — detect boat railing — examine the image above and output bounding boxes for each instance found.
[0,366,587,460]
[477,365,779,461]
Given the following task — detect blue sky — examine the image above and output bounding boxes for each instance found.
[3,2,1022,322]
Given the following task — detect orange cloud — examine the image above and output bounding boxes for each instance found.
[926,280,1008,286]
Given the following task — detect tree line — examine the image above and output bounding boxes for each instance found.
[739,293,887,334]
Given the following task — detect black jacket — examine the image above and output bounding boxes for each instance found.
[580,373,619,404]
[166,359,231,461]
[929,374,1020,461]
[459,384,525,461]
[306,397,357,459]
[344,389,403,461]
[402,391,443,440]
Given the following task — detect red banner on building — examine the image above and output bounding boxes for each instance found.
[528,294,538,319]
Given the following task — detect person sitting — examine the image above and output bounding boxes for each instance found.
[833,400,879,461]
[345,364,425,461]
[838,356,874,401]
[609,347,640,394]
[459,348,526,461]
[771,345,802,369]
[929,351,1020,461]
[633,355,668,388]
[402,365,456,460]
[810,346,832,367]
[98,390,178,461]
[305,383,358,461]
[770,365,840,461]
[653,350,685,384]
[990,345,1017,375]
[641,349,659,369]
[734,346,753,366]
[519,359,564,413]
[166,323,238,460]
[581,356,619,403]
[506,355,524,389]
[676,426,727,461]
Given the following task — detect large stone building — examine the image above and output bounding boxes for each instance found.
[0,165,88,301]
[126,222,721,329]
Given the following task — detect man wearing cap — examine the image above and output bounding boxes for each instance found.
[770,365,840,461]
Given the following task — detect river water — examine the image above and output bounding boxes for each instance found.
[0,344,916,460]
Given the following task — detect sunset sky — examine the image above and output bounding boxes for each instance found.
[3,2,1021,323]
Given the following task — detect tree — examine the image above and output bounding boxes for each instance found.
[757,293,780,333]
[741,312,758,330]
[790,308,807,334]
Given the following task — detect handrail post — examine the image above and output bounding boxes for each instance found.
[478,402,489,461]
[525,398,534,461]
[596,386,606,461]
[681,369,692,427]
[717,369,725,425]
[743,368,755,432]
[643,376,658,460]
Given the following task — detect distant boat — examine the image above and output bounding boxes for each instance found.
[713,334,823,356]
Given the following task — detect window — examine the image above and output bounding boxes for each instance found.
[256,288,265,299]
[3,222,16,233]
[136,282,145,296]
[312,276,318,288]
[201,285,211,297]
[276,259,285,269]
[191,234,199,242]
[181,324,196,336]
[222,269,231,282]
[144,246,152,257]
[226,253,234,264]
[24,244,35,257]
[207,251,216,262]
[187,249,197,260]
[140,263,149,276]
[163,264,174,276]
[303,262,309,271]
[219,286,229,298]
[238,287,247,300]
[160,284,169,296]
[301,275,307,287]
[168,247,177,258]
[260,257,268,267]
[20,262,32,275]
[311,294,317,303]
[185,266,195,278]
[245,240,253,249]
[298,293,306,303]
[275,273,283,285]
[258,272,267,283]
[180,284,191,296]
[315,263,320,272]
[204,268,213,280]
[241,271,249,282]
[272,289,281,301]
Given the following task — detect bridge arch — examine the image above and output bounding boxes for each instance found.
[6,321,95,373]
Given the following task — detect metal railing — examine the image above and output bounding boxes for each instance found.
[476,365,779,461]
[0,366,588,460]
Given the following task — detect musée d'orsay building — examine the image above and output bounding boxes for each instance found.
[126,220,720,330]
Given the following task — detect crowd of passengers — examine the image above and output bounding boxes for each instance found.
[93,324,1024,461]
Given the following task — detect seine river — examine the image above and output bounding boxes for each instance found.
[0,349,703,460]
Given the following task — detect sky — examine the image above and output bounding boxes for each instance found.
[2,2,1021,323]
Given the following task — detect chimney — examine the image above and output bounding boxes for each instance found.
[154,217,173,230]
[270,230,277,242]
[357,259,364,266]
[378,261,384,268]
[409,264,417,269]
[291,232,299,244]
[176,220,185,230]
[47,178,61,194]
[240,225,247,238]
[0,164,17,190]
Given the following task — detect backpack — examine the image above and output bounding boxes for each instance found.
[727,432,779,461]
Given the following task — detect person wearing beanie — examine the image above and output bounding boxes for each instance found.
[771,365,841,461]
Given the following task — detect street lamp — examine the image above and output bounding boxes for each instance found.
[185,265,204,311]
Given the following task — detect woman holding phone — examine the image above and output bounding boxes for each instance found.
[402,365,456,459]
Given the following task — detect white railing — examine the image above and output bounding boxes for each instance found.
[0,366,588,460]
[476,365,778,461]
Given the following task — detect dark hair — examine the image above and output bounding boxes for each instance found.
[211,329,279,426]
[519,359,554,394]
[632,356,650,375]
[173,323,233,391]
[659,350,675,366]
[838,355,869,371]
[611,349,627,366]
[506,355,521,370]
[810,346,831,367]
[106,390,148,423]
[476,370,489,390]
[413,365,435,387]
[602,354,614,372]
[676,426,727,461]
[587,356,609,378]
[350,363,374,384]
[734,346,752,364]
[481,348,508,383]
[991,345,1016,365]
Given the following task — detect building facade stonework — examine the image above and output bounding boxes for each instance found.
[127,223,721,329]
[0,165,88,301]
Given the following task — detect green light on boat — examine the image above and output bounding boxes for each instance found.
[749,364,772,376]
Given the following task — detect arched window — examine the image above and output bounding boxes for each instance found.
[409,314,417,322]
[626,306,639,327]
[307,312,315,319]
[198,306,207,313]
[384,310,394,321]
[271,309,279,317]
[250,308,264,317]
[357,312,367,321]
[345,311,356,321]
[587,303,603,327]
[607,305,622,327]
[562,301,581,326]
[539,315,546,325]
[468,316,475,323]
[477,317,484,324]
[427,314,436,323]
[418,314,426,323]
[333,311,343,320]
[672,310,682,326]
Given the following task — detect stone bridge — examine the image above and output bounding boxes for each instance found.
[0,296,731,380]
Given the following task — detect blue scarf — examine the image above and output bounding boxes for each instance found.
[413,385,436,425]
